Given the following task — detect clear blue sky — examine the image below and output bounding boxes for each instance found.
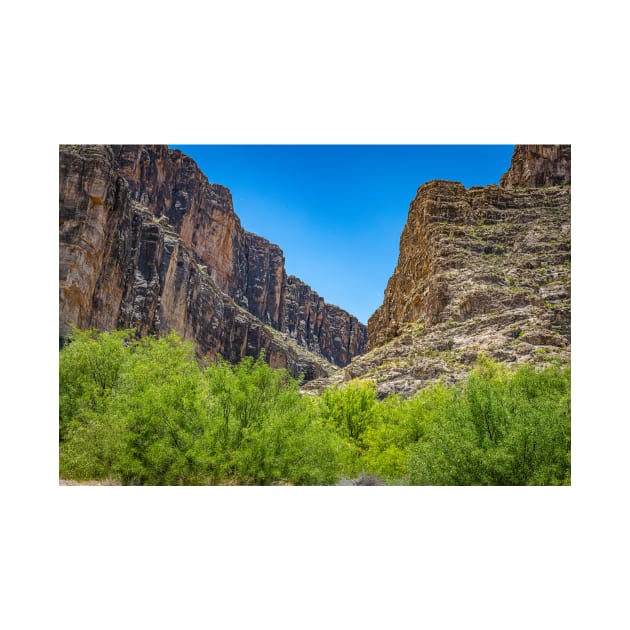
[170,145,514,324]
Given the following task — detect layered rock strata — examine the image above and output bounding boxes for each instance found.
[305,144,570,397]
[240,237,368,364]
[283,275,367,366]
[59,145,367,378]
[500,144,571,188]
[243,232,286,329]
[110,145,248,301]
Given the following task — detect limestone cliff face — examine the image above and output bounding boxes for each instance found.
[59,145,133,335]
[238,233,368,365]
[59,144,366,376]
[500,144,571,188]
[110,145,248,302]
[282,276,368,366]
[368,180,470,349]
[368,177,570,349]
[243,232,286,330]
[109,145,367,366]
[306,144,570,397]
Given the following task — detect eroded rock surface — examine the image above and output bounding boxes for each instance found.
[500,144,571,188]
[305,145,570,397]
[60,145,366,378]
[243,232,286,329]
[110,145,249,302]
[283,275,368,366]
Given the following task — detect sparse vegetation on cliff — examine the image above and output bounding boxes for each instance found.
[60,330,570,485]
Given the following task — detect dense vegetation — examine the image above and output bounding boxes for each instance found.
[60,329,570,485]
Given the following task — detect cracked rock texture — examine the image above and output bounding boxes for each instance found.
[305,144,570,398]
[500,144,571,188]
[283,275,367,366]
[59,145,367,378]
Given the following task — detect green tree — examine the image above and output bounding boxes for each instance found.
[105,333,208,485]
[59,328,135,480]
[59,327,133,442]
[204,355,353,485]
[319,380,377,443]
[407,360,571,485]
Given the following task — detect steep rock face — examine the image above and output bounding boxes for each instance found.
[108,145,367,365]
[282,276,368,366]
[243,232,286,329]
[368,180,470,348]
[110,145,248,303]
[306,145,570,397]
[500,144,571,188]
[115,212,331,380]
[241,233,367,365]
[60,144,367,375]
[59,145,133,336]
[60,145,333,379]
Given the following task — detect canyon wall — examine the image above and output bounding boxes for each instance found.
[367,175,571,350]
[283,275,368,366]
[500,144,571,188]
[306,144,571,397]
[59,145,367,378]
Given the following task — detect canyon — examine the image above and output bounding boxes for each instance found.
[59,144,570,393]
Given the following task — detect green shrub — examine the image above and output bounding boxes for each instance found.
[203,355,353,485]
[59,327,133,443]
[59,331,570,486]
[105,333,208,485]
[360,385,454,482]
[318,380,377,444]
[59,331,353,485]
[407,359,570,485]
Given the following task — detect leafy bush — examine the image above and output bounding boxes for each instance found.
[104,333,208,485]
[203,355,353,485]
[59,331,570,485]
[59,330,352,485]
[59,327,133,443]
[318,380,377,443]
[406,359,570,485]
[360,386,451,482]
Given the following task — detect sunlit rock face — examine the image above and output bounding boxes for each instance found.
[305,145,570,398]
[282,275,369,366]
[110,145,249,302]
[59,145,367,378]
[59,145,132,336]
[500,144,571,188]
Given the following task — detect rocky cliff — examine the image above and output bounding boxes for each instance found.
[59,145,367,378]
[283,275,368,366]
[243,232,286,329]
[500,144,571,188]
[240,233,368,364]
[305,144,570,397]
[109,145,249,302]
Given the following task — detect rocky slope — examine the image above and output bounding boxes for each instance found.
[59,145,367,379]
[304,145,570,397]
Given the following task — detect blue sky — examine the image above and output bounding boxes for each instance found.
[170,145,514,324]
